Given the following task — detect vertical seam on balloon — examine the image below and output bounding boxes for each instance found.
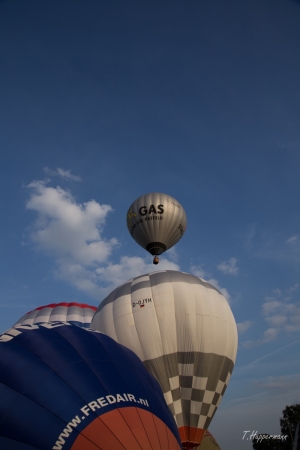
[99,275,180,444]
[134,407,158,450]
[56,326,138,439]
[166,272,180,426]
[122,341,182,446]
[199,287,215,430]
[138,194,152,254]
[104,277,179,438]
[150,410,166,450]
[81,413,127,449]
[118,406,145,450]
[148,192,154,244]
[129,278,147,362]
[204,288,219,430]
[165,422,171,450]
[149,272,174,400]
[99,408,141,450]
[168,206,185,250]
[112,286,126,345]
[102,282,175,408]
[91,336,165,447]
[163,197,173,248]
[2,332,98,448]
[165,203,177,250]
[60,327,151,449]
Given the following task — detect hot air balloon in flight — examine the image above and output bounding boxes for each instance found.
[13,302,97,328]
[91,270,238,450]
[0,322,181,450]
[126,193,187,264]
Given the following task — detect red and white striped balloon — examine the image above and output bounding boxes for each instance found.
[14,302,97,328]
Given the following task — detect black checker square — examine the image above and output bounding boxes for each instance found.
[221,383,227,396]
[167,401,175,416]
[205,355,224,390]
[203,404,217,430]
[190,413,200,428]
[212,392,221,406]
[209,405,218,423]
[194,353,213,377]
[200,402,211,416]
[171,387,181,401]
[179,375,193,388]
[181,399,192,418]
[164,353,180,378]
[178,351,195,365]
[219,358,234,382]
[175,412,184,427]
[191,388,205,402]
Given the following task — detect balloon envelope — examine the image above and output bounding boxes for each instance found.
[13,302,97,328]
[0,323,181,450]
[126,193,187,257]
[91,270,238,449]
[196,431,221,450]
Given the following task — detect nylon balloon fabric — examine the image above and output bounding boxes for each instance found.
[13,302,97,328]
[91,270,238,450]
[0,323,182,450]
[126,193,187,257]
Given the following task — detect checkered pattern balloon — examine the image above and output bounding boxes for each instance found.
[91,270,238,449]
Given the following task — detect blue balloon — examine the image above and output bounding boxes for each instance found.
[0,323,182,450]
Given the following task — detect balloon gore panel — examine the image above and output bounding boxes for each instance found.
[13,302,97,328]
[0,323,181,450]
[92,270,238,449]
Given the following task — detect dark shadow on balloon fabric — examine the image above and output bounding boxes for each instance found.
[0,323,182,450]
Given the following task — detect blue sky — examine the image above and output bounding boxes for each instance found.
[1,0,300,448]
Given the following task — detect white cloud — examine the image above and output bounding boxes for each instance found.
[243,327,280,348]
[262,300,282,316]
[217,257,238,275]
[265,315,288,327]
[166,246,178,263]
[27,180,115,265]
[237,321,253,333]
[207,278,231,302]
[237,339,300,373]
[272,288,282,297]
[263,298,300,334]
[44,167,82,181]
[190,265,231,302]
[96,256,179,290]
[286,235,298,244]
[244,225,300,265]
[26,180,179,299]
[190,264,206,279]
[263,327,279,342]
[256,374,300,390]
[242,285,300,347]
[288,283,299,293]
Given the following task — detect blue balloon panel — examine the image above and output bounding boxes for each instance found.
[0,323,181,450]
